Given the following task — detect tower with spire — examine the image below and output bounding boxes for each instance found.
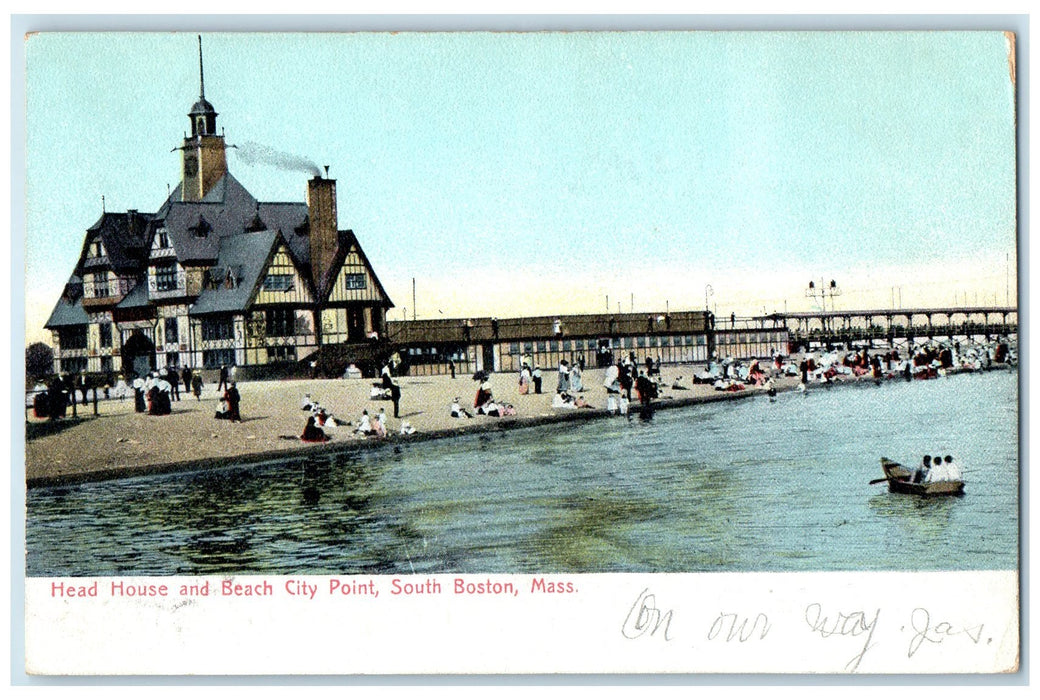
[45,35,394,379]
[181,35,227,201]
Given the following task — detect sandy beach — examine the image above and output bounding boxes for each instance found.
[25,364,801,487]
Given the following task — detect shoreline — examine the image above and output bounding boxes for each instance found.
[25,363,1012,490]
[25,385,773,489]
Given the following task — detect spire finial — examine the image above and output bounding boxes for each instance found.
[198,35,205,99]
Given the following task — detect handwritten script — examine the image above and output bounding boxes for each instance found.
[907,607,986,658]
[621,588,674,641]
[803,603,880,672]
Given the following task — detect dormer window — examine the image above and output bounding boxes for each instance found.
[189,214,211,238]
[155,262,178,292]
[246,209,266,232]
[204,266,237,290]
[204,267,223,290]
[157,227,170,249]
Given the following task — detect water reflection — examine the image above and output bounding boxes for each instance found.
[867,492,960,545]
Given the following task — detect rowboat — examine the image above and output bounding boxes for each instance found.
[876,457,965,496]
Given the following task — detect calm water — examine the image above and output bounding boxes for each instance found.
[26,370,1018,576]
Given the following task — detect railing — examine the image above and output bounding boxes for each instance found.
[788,322,1018,344]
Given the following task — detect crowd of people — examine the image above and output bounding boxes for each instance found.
[298,356,408,442]
[31,364,215,421]
[295,391,403,442]
[779,337,1017,390]
[29,336,1015,461]
[467,376,517,418]
[686,336,1017,396]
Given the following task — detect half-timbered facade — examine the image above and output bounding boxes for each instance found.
[45,41,393,377]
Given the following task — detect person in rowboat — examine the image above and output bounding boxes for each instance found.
[913,455,931,484]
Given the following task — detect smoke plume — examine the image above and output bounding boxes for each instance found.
[234,141,321,177]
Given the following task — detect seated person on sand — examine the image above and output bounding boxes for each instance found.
[671,376,689,391]
[300,415,330,443]
[301,394,314,411]
[313,405,331,426]
[553,392,578,409]
[553,392,594,410]
[478,400,503,417]
[713,378,746,392]
[369,413,387,438]
[451,398,473,418]
[214,397,231,419]
[355,409,374,435]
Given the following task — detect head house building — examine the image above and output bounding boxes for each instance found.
[44,39,393,378]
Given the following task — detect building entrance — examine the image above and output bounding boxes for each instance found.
[121,331,155,378]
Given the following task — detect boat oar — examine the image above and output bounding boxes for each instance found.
[868,477,891,485]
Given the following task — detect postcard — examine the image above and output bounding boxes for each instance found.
[20,29,1019,675]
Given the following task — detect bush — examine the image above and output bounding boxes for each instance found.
[25,343,54,381]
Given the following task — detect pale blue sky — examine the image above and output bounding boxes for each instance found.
[24,31,1017,341]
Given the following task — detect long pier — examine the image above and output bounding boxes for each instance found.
[759,306,1018,350]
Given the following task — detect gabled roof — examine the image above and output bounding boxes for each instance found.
[44,275,89,328]
[79,211,153,273]
[190,229,284,315]
[318,230,394,307]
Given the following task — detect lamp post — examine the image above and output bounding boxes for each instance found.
[806,279,841,334]
[704,284,714,312]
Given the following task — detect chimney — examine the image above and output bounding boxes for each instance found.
[307,173,338,295]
